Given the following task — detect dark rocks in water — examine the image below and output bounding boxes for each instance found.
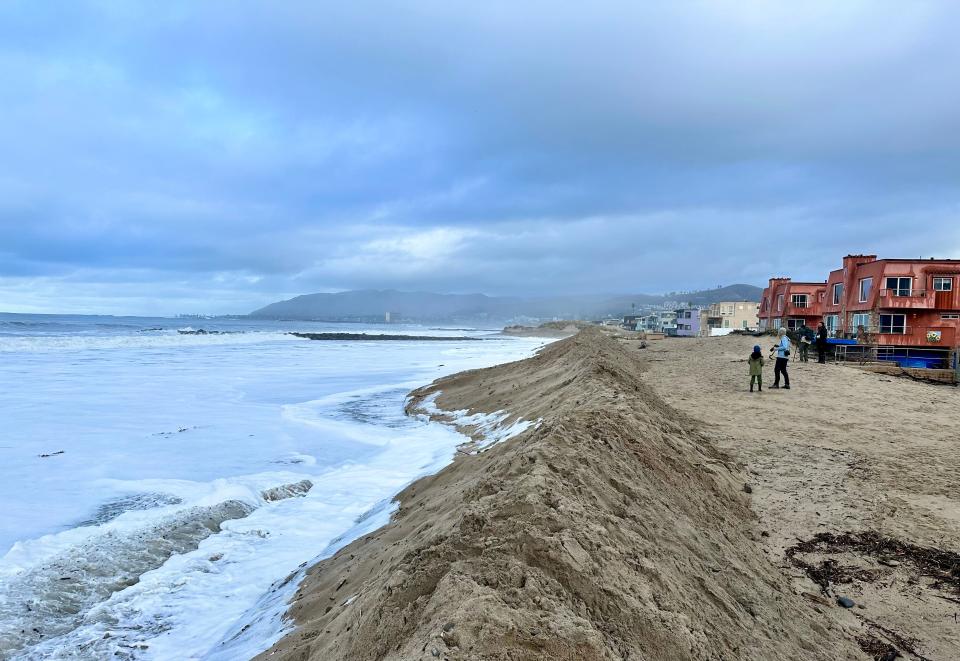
[38,450,65,458]
[290,332,480,341]
[178,328,222,335]
[742,483,753,494]
[78,492,183,527]
[836,596,855,608]
[261,480,314,502]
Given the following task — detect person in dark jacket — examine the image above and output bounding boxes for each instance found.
[816,322,829,363]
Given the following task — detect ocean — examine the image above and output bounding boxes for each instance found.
[0,313,546,660]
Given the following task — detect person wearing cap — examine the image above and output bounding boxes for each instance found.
[748,344,764,392]
[771,327,791,389]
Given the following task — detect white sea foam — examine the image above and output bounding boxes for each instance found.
[0,330,299,353]
[416,392,542,452]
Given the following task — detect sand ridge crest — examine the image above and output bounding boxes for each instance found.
[257,328,860,660]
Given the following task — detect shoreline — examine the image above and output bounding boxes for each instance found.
[255,328,867,660]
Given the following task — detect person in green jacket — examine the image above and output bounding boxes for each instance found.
[748,344,764,392]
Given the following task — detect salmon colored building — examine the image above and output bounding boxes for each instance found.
[820,255,960,349]
[757,277,826,332]
[760,254,960,365]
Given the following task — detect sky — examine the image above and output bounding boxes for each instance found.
[1,1,959,315]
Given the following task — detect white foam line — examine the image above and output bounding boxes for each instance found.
[415,392,541,453]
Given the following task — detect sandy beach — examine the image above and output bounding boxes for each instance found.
[642,332,960,660]
[258,328,960,660]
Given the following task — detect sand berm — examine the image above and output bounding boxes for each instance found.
[257,328,861,660]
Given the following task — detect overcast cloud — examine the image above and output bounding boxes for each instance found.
[1,0,959,314]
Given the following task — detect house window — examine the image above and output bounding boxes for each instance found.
[791,294,808,308]
[851,313,870,331]
[741,320,748,329]
[885,277,911,296]
[934,277,953,291]
[772,318,782,329]
[787,318,805,330]
[941,314,959,320]
[859,277,873,303]
[879,314,907,334]
[777,295,783,311]
[832,283,843,305]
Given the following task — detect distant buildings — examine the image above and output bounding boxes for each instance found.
[618,299,760,337]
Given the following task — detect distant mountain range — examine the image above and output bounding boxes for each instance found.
[249,285,762,323]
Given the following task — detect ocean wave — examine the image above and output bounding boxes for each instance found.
[0,331,299,353]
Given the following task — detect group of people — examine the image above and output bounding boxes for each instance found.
[747,322,829,392]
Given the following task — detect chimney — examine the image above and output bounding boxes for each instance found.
[842,254,877,272]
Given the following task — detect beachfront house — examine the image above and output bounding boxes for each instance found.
[761,254,960,368]
[621,315,644,331]
[675,308,707,337]
[758,279,826,332]
[706,301,761,333]
[641,310,678,334]
[823,254,960,345]
[659,310,678,335]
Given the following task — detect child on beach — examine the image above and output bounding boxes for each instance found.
[748,344,764,392]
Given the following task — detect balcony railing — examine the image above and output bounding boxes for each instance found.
[878,289,932,309]
[841,325,911,338]
[879,289,927,298]
[784,303,821,316]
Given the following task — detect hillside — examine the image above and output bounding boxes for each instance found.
[248,285,762,322]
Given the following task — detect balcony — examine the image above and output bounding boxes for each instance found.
[860,325,956,347]
[878,289,933,309]
[784,303,821,317]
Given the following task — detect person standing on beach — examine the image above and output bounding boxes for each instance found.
[816,322,829,364]
[798,323,813,362]
[748,344,764,392]
[771,328,791,389]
